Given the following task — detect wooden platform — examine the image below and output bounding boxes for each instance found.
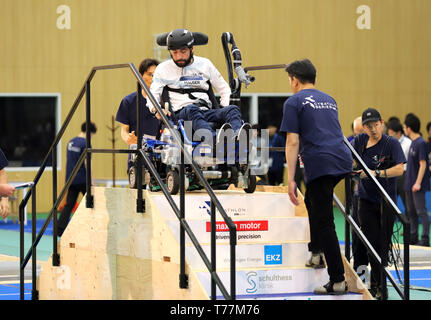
[37,186,372,300]
[37,187,208,299]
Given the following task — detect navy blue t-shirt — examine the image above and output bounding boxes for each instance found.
[353,133,406,203]
[66,137,87,185]
[404,137,430,192]
[280,89,352,183]
[269,132,286,172]
[0,148,8,170]
[116,92,160,137]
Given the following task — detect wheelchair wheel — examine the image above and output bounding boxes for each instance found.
[243,174,256,193]
[128,166,137,189]
[166,170,180,195]
[128,166,149,190]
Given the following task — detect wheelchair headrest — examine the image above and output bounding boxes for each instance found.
[156,29,209,49]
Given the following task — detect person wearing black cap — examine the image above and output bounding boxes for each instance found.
[281,59,353,295]
[352,107,406,299]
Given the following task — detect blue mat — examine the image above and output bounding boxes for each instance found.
[0,219,53,236]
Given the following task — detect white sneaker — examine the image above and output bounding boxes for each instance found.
[305,252,326,269]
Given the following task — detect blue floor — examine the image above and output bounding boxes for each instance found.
[0,219,53,236]
[0,283,32,300]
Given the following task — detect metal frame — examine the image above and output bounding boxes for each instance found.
[19,63,237,301]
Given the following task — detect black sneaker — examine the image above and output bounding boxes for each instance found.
[417,239,430,247]
[375,286,388,300]
[314,280,348,295]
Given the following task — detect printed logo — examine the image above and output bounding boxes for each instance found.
[245,271,258,293]
[264,245,282,265]
[205,220,268,232]
[302,95,316,108]
[198,201,246,217]
[199,201,212,215]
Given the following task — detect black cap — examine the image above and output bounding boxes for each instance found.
[362,108,382,125]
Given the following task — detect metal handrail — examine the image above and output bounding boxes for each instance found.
[19,63,237,300]
[340,136,410,300]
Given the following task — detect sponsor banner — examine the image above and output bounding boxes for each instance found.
[165,217,310,245]
[196,268,330,296]
[185,242,309,270]
[151,193,295,221]
[205,220,268,232]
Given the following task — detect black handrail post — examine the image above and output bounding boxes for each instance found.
[210,200,216,300]
[403,220,410,300]
[380,199,388,300]
[31,185,39,300]
[230,223,237,300]
[344,175,352,261]
[136,82,145,213]
[85,80,94,208]
[19,205,25,300]
[179,132,188,289]
[52,148,60,266]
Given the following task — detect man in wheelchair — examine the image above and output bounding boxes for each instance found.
[128,28,256,194]
[148,28,251,154]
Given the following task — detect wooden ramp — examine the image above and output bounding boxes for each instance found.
[37,186,372,300]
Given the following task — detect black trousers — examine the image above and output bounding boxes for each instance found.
[57,184,86,237]
[352,192,369,271]
[358,198,395,286]
[305,175,345,282]
[267,168,284,186]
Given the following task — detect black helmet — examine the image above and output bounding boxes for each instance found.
[166,29,194,50]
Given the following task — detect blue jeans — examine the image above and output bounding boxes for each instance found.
[176,104,243,137]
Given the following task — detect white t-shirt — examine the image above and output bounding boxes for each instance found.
[147,56,231,113]
[399,134,412,171]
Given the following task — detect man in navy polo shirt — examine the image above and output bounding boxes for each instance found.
[280,59,352,295]
[57,122,97,237]
[116,58,160,145]
[403,113,430,247]
[0,148,15,218]
[352,108,405,299]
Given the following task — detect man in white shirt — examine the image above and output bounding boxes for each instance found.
[147,29,244,143]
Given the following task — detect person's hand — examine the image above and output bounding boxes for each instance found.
[412,183,421,192]
[0,198,10,219]
[127,131,137,145]
[356,169,367,179]
[0,184,15,197]
[288,180,299,206]
[153,107,171,120]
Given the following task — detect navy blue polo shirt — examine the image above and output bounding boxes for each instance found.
[66,137,87,185]
[280,88,352,183]
[0,148,8,170]
[115,92,160,137]
[404,136,430,192]
[352,133,406,203]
